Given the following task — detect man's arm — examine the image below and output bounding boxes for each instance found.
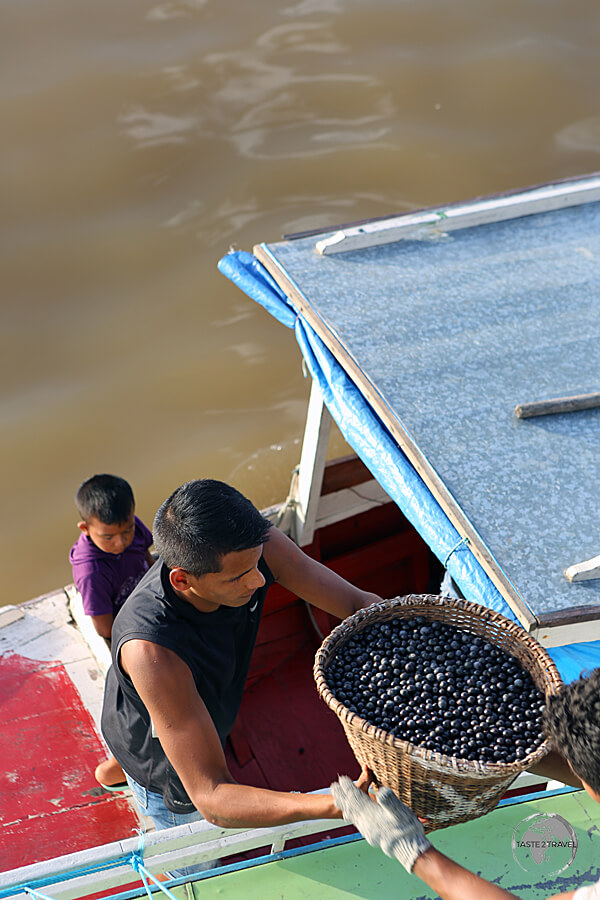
[120,638,344,829]
[527,749,583,789]
[413,850,575,900]
[264,527,381,620]
[412,848,521,900]
[332,778,578,900]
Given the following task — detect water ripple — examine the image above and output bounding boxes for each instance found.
[555,116,600,154]
[118,106,198,147]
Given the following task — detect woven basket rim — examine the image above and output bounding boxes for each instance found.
[314,593,563,777]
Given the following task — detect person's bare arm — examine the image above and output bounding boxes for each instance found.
[120,638,343,828]
[91,612,114,639]
[414,850,575,899]
[332,778,578,900]
[264,527,381,620]
[413,848,521,900]
[528,749,583,789]
[415,854,577,900]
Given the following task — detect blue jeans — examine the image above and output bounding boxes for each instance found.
[125,774,219,878]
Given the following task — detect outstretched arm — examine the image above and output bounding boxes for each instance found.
[413,850,576,899]
[120,638,345,829]
[331,777,577,900]
[412,848,521,900]
[264,527,381,620]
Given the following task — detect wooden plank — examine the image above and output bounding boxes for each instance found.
[0,808,352,900]
[320,454,372,495]
[0,606,24,629]
[515,391,600,419]
[565,554,600,582]
[314,175,600,254]
[532,609,600,647]
[313,482,391,531]
[293,380,332,546]
[535,603,600,626]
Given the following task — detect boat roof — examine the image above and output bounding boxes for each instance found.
[222,174,600,641]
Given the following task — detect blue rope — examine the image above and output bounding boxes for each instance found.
[443,535,469,568]
[0,859,130,900]
[24,889,56,900]
[128,827,180,900]
[3,827,182,900]
[129,856,180,900]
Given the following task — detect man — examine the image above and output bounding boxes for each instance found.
[101,478,382,831]
[332,668,600,900]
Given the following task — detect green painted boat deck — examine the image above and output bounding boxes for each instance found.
[184,791,599,899]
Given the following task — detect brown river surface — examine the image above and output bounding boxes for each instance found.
[2,0,600,604]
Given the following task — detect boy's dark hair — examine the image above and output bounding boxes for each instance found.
[543,668,600,794]
[76,474,135,525]
[153,479,272,577]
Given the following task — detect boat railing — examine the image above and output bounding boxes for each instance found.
[0,772,560,900]
[0,790,353,900]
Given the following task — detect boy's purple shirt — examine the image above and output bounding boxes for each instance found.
[69,515,154,618]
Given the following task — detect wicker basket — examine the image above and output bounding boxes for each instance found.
[314,594,564,830]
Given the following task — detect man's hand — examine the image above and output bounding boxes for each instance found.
[331,776,432,872]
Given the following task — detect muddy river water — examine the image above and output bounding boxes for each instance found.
[2,0,600,602]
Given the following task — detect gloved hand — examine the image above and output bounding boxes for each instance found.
[331,776,432,873]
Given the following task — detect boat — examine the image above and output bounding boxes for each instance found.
[2,174,600,899]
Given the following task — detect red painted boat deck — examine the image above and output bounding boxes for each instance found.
[0,652,139,872]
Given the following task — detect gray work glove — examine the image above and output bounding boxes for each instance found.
[331,776,432,873]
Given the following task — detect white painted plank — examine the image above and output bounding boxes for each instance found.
[564,554,600,583]
[293,380,332,546]
[66,584,112,673]
[0,606,24,628]
[316,177,600,254]
[313,481,389,530]
[532,617,600,647]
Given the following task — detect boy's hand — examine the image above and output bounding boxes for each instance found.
[331,776,432,872]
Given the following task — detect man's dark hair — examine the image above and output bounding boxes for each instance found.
[543,668,600,794]
[153,479,272,576]
[76,474,135,524]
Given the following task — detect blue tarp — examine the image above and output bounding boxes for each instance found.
[218,250,600,684]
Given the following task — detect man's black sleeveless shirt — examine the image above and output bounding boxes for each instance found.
[101,556,273,813]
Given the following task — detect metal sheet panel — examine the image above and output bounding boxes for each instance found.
[255,197,600,623]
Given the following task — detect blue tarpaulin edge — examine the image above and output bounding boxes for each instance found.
[218,250,600,684]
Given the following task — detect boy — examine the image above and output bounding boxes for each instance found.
[70,474,154,642]
[332,667,600,900]
[70,474,154,790]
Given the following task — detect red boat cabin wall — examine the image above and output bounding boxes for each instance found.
[226,503,442,796]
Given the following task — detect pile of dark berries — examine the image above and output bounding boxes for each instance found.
[325,616,546,764]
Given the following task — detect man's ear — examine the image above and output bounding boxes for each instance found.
[169,567,192,591]
[78,520,90,536]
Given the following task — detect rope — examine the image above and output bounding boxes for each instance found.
[274,465,299,527]
[24,889,55,900]
[3,859,126,900]
[128,828,181,900]
[443,535,469,568]
[129,856,180,900]
[9,827,182,900]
